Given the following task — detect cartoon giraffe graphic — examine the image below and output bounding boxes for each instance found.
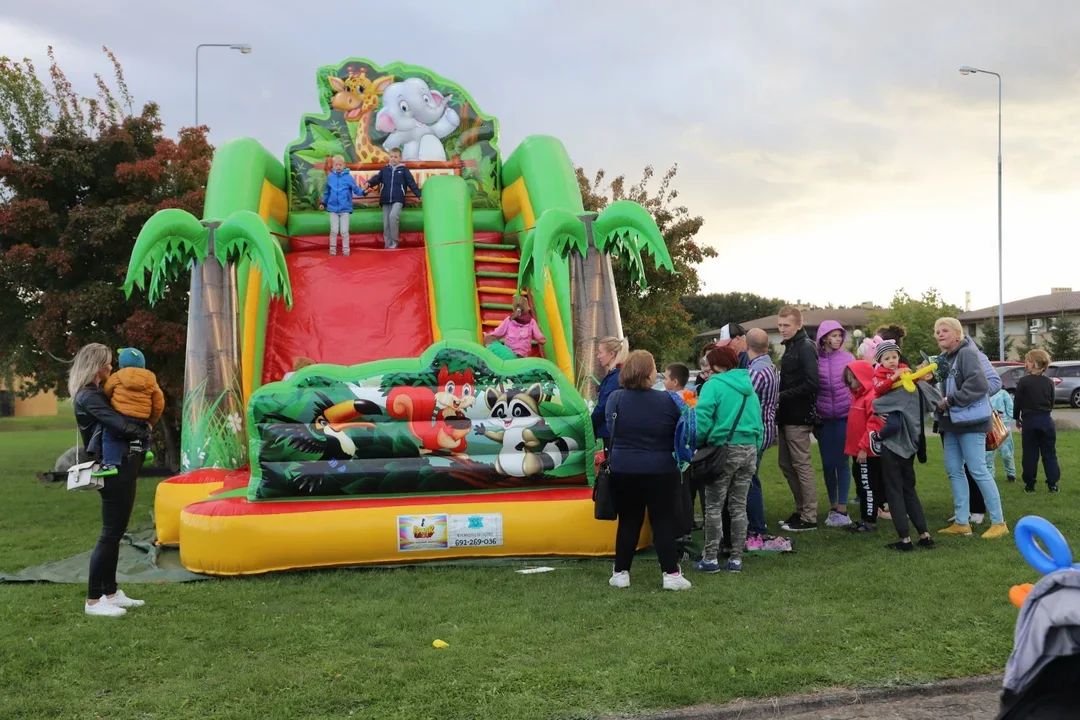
[327,67,394,165]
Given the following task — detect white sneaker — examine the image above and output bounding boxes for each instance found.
[85,599,126,617]
[971,513,985,525]
[609,570,630,589]
[104,590,145,608]
[662,572,692,591]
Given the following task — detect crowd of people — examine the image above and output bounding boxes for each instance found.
[596,307,1063,590]
[64,306,1063,607]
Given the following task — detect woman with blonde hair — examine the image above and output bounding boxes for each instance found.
[591,337,629,453]
[932,318,1008,539]
[69,343,151,616]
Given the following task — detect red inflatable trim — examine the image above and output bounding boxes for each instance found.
[160,468,233,485]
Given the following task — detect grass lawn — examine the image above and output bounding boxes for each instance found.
[1,418,1076,720]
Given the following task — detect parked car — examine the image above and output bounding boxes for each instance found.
[991,361,1027,395]
[1046,361,1080,408]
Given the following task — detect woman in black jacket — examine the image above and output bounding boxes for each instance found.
[69,343,150,617]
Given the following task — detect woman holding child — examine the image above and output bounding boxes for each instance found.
[932,318,1009,540]
[70,343,151,617]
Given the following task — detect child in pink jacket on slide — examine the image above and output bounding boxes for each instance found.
[485,295,546,358]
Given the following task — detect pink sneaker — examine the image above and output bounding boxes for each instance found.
[763,536,794,552]
[744,534,766,552]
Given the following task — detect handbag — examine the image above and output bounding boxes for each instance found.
[67,426,104,491]
[944,374,992,426]
[687,395,748,487]
[593,394,620,521]
[986,411,1009,451]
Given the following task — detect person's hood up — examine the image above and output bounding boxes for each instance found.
[846,360,875,395]
[714,368,754,397]
[816,320,847,353]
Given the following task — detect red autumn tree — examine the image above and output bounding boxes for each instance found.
[0,47,211,467]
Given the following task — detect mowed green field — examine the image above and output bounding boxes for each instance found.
[1,415,1075,719]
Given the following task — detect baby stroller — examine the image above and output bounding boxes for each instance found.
[997,517,1080,719]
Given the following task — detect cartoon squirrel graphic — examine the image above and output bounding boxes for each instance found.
[387,367,476,457]
[474,383,577,477]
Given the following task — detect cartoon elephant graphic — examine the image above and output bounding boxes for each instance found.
[375,77,460,161]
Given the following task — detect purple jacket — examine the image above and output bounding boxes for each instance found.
[815,320,855,420]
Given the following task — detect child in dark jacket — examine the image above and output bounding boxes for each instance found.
[871,372,941,551]
[363,147,421,250]
[320,155,364,256]
[1014,349,1061,492]
[843,361,885,533]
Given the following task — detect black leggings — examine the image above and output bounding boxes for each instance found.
[1021,413,1061,487]
[881,448,927,539]
[852,457,884,523]
[612,470,680,574]
[87,456,141,599]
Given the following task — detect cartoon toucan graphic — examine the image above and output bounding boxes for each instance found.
[264,391,382,460]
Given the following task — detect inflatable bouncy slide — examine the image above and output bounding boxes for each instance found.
[124,59,673,575]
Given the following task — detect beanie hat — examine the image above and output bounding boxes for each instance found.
[875,341,901,363]
[118,347,145,369]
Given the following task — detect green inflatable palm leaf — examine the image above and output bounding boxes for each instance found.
[517,208,589,292]
[592,201,674,288]
[122,209,209,304]
[214,210,294,308]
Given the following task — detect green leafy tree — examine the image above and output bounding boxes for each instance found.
[867,289,962,361]
[1046,316,1080,361]
[681,292,788,331]
[1015,333,1039,361]
[0,47,212,468]
[977,322,1015,361]
[577,164,716,364]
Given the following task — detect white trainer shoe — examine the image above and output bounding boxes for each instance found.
[85,599,126,617]
[609,570,630,588]
[104,590,145,608]
[662,572,692,591]
[970,513,985,525]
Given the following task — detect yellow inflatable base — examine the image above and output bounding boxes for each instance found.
[177,488,650,576]
[153,470,231,545]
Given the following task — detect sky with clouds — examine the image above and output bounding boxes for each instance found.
[4,0,1079,312]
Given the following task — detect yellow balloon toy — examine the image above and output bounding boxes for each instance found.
[890,363,937,393]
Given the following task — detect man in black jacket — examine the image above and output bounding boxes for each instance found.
[776,306,820,531]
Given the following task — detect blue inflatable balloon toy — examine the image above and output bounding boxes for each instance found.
[1009,516,1079,608]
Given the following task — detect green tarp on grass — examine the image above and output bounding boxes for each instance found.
[0,529,211,584]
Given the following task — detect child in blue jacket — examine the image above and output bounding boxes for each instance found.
[363,147,422,250]
[319,155,364,256]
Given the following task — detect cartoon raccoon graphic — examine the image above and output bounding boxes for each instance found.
[475,383,577,477]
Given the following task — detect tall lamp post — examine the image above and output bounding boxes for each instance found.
[959,65,1004,361]
[195,44,252,127]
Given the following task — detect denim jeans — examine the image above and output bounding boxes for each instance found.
[101,415,145,467]
[943,431,1004,525]
[818,418,851,506]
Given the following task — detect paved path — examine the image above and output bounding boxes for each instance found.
[639,677,1002,720]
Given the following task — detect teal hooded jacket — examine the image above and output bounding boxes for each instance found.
[695,369,764,451]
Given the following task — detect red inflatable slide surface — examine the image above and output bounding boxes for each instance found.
[261,244,433,384]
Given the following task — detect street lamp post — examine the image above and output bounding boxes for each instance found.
[195,44,252,127]
[959,65,1004,361]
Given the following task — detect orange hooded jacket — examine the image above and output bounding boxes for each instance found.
[103,367,164,424]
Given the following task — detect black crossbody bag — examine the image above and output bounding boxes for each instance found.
[593,394,620,521]
[687,396,748,487]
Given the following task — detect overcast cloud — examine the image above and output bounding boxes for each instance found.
[4,1,1080,312]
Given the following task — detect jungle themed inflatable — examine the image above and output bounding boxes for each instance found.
[123,58,673,574]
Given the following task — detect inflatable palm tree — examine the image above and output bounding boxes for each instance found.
[123,209,291,471]
[517,201,673,400]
